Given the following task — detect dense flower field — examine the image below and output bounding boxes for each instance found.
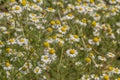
[0,0,120,80]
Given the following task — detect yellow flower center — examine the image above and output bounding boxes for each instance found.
[95,14,99,17]
[15,6,20,10]
[90,0,94,3]
[9,39,15,43]
[35,68,40,72]
[37,0,41,2]
[0,41,3,45]
[20,38,25,42]
[93,37,99,42]
[85,58,91,63]
[32,17,37,20]
[43,42,50,48]
[11,0,15,2]
[49,49,55,54]
[55,20,61,24]
[81,18,87,23]
[22,0,26,6]
[50,21,55,25]
[6,48,11,53]
[44,56,48,60]
[108,67,113,71]
[103,75,109,80]
[79,7,83,10]
[48,8,53,11]
[22,67,27,71]
[74,35,79,38]
[5,62,11,67]
[70,49,75,54]
[61,27,66,32]
[47,28,53,32]
[68,14,73,17]
[92,21,96,26]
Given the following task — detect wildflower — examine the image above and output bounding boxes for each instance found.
[66,49,78,57]
[24,62,32,69]
[41,55,51,64]
[11,5,22,13]
[68,34,80,43]
[58,25,69,34]
[106,52,115,58]
[33,66,42,74]
[7,38,16,45]
[19,66,29,74]
[0,41,4,47]
[17,38,28,46]
[65,13,74,20]
[20,0,27,6]
[33,0,43,5]
[85,57,91,63]
[3,61,12,70]
[31,4,43,11]
[48,48,55,55]
[88,37,101,45]
[98,56,107,62]
[103,75,109,80]
[43,42,50,48]
[47,27,53,33]
[30,17,39,23]
[113,68,120,74]
[46,7,56,12]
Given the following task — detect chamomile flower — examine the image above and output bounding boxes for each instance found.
[0,41,4,47]
[30,17,39,23]
[76,6,85,13]
[3,62,12,70]
[85,57,91,64]
[102,74,110,80]
[31,4,43,11]
[65,13,74,20]
[7,38,16,45]
[109,0,117,4]
[46,7,56,12]
[98,56,107,62]
[33,66,42,74]
[69,34,80,43]
[23,62,32,69]
[79,18,87,27]
[33,0,43,5]
[106,52,115,58]
[11,5,22,13]
[17,38,28,46]
[19,0,27,6]
[19,66,29,74]
[58,25,69,34]
[113,68,120,74]
[66,49,78,57]
[41,55,51,64]
[29,13,37,18]
[88,37,101,45]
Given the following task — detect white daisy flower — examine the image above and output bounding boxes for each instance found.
[3,62,13,70]
[11,5,22,13]
[66,49,78,57]
[106,52,115,58]
[19,66,29,74]
[17,38,28,46]
[46,7,56,12]
[41,55,51,64]
[33,66,42,74]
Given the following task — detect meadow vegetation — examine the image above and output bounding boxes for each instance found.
[0,0,120,80]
